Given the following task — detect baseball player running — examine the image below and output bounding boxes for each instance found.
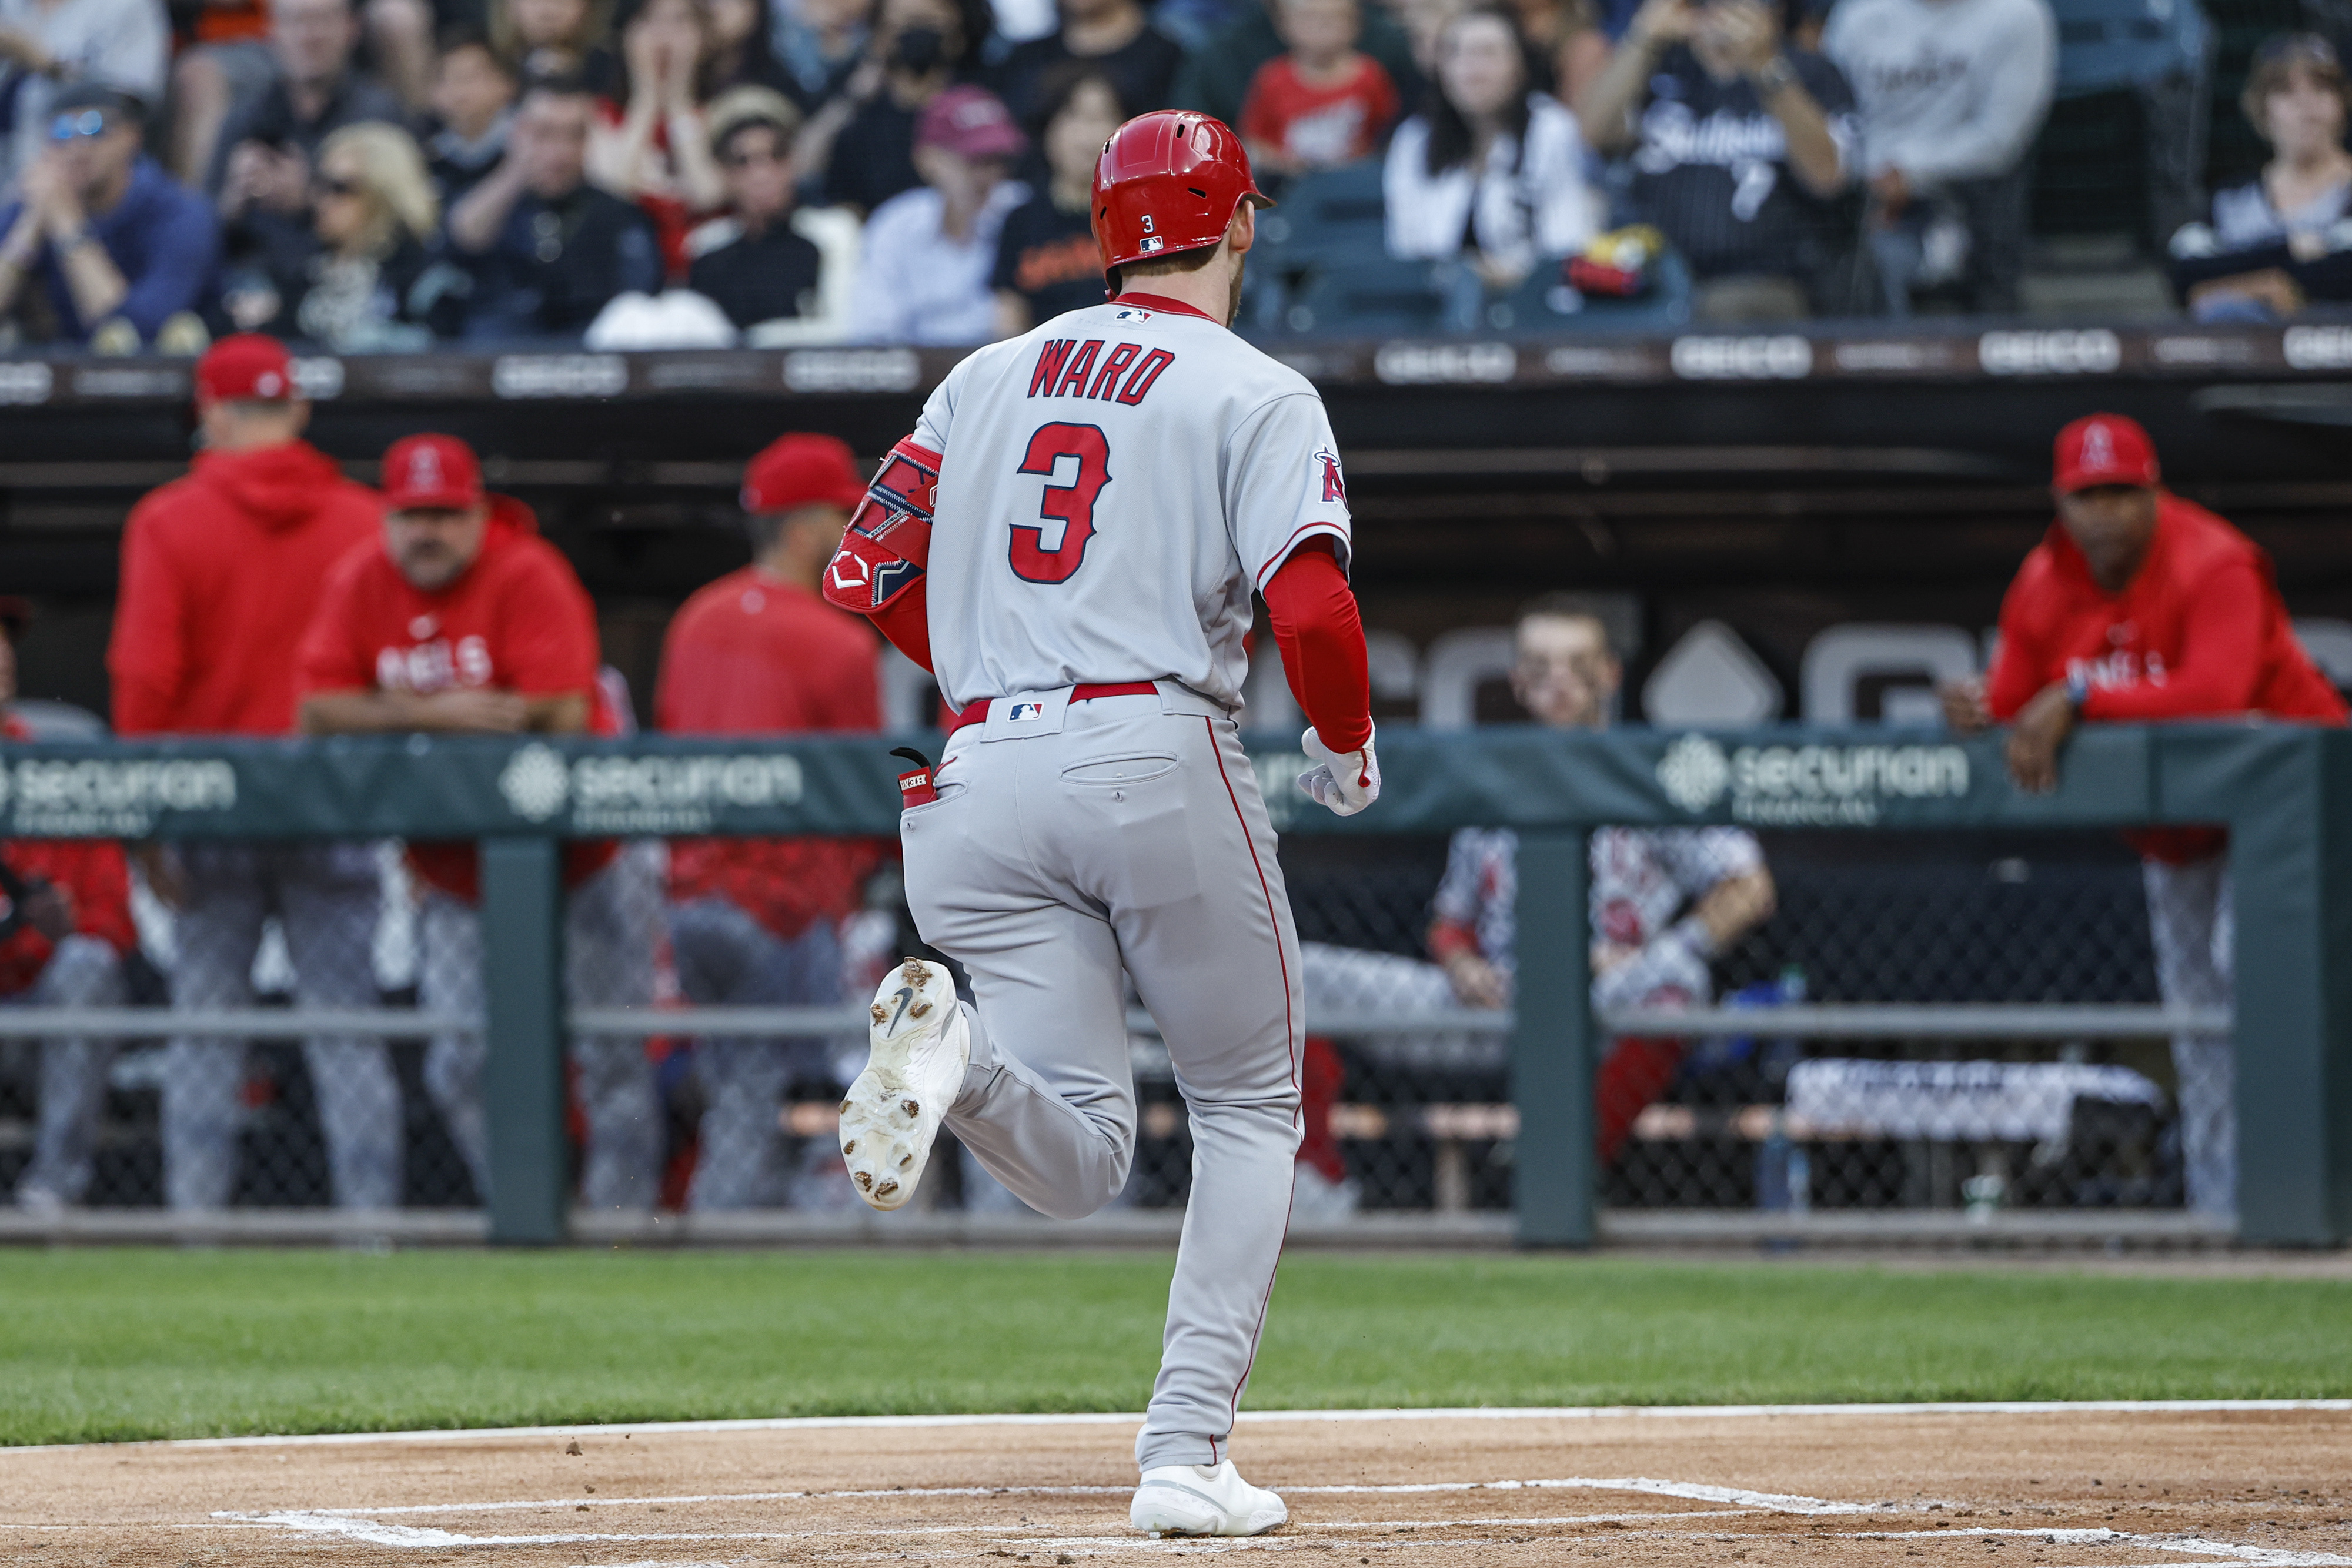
[820,111,1377,1537]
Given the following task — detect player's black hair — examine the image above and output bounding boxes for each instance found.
[437,22,517,74]
[1421,4,1541,176]
[1515,592,1620,658]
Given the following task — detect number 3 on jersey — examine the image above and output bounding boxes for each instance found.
[1010,423,1110,584]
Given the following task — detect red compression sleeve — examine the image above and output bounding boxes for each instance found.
[1262,540,1372,751]
[869,580,934,674]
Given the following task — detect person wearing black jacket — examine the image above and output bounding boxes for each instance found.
[445,75,663,338]
[687,86,826,327]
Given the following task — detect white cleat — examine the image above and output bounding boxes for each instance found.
[839,958,969,1211]
[1130,1461,1288,1537]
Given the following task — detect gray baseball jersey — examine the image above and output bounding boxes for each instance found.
[906,296,1352,713]
[833,291,1355,1476]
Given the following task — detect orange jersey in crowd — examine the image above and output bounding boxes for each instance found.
[0,715,136,997]
[657,566,884,942]
[1986,492,2347,861]
[109,442,381,735]
[296,495,621,901]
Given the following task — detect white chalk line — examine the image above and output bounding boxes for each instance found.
[12,1399,2351,1456]
[282,1472,1884,1520]
[1859,1527,2352,1567]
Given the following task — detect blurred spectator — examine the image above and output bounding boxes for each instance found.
[994,0,1180,126]
[1168,0,1417,132]
[1578,0,1855,321]
[1940,413,2347,1219]
[447,74,664,339]
[2170,34,2352,323]
[1240,0,1400,178]
[990,62,1116,333]
[768,0,868,111]
[1395,0,1463,77]
[1,604,135,1216]
[801,0,992,214]
[687,85,856,337]
[0,85,217,350]
[425,27,521,203]
[297,433,661,1215]
[492,0,620,93]
[218,121,462,347]
[203,0,407,208]
[656,433,884,1210]
[0,0,167,188]
[1823,0,2054,316]
[108,335,395,1214]
[1385,5,1598,307]
[592,0,729,259]
[847,82,1024,342]
[700,0,793,96]
[1512,0,1609,108]
[1299,597,1775,1172]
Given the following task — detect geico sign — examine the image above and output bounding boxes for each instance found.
[1977,330,2121,375]
[1669,335,1812,379]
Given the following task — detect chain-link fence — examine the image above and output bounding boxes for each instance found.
[0,750,2260,1235]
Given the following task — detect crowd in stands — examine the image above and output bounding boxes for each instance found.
[0,0,2349,349]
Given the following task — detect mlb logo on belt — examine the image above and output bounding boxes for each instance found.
[1009,702,1046,721]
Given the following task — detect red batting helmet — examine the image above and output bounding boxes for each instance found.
[1091,111,1272,291]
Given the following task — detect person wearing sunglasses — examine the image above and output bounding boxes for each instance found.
[0,83,219,349]
[683,84,856,340]
[0,0,168,190]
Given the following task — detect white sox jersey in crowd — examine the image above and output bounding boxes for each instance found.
[825,290,1360,1478]
[1437,825,1765,1004]
[840,295,1353,713]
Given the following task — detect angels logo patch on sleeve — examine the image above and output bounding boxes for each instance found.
[1314,447,1347,504]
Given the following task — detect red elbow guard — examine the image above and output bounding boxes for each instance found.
[822,437,940,616]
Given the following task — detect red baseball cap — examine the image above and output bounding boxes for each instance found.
[915,86,1025,162]
[382,433,485,511]
[194,333,295,403]
[741,432,866,516]
[2053,413,2160,493]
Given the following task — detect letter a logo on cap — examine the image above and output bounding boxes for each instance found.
[410,445,442,490]
[2080,420,2114,470]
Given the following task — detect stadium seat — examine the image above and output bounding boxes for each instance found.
[1251,159,1389,279]
[1280,256,1448,335]
[1479,252,1695,336]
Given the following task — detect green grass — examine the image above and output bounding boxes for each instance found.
[3,1249,2348,1446]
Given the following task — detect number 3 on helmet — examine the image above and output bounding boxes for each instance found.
[1090,111,1275,296]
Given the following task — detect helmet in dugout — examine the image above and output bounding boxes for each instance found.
[1091,111,1274,293]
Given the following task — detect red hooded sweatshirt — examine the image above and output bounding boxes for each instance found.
[296,494,620,902]
[108,442,382,735]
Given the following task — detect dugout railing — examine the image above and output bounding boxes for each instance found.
[0,724,2344,1248]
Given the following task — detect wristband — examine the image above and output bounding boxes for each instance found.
[1669,911,1718,961]
[2064,667,2090,710]
[1753,55,1798,97]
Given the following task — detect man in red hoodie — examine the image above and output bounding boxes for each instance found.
[296,434,661,1213]
[655,433,883,1211]
[1943,412,2348,1219]
[2,602,139,1214]
[107,334,398,1213]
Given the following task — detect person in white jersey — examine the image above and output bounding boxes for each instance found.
[820,109,1379,1538]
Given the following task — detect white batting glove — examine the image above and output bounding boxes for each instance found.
[1299,724,1380,817]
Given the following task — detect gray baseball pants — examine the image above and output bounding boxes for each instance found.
[162,842,398,1211]
[420,844,663,1213]
[2144,854,2234,1219]
[901,688,1302,1475]
[669,895,842,1211]
[10,934,128,1206]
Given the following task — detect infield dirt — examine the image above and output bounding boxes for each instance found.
[4,1406,2348,1566]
